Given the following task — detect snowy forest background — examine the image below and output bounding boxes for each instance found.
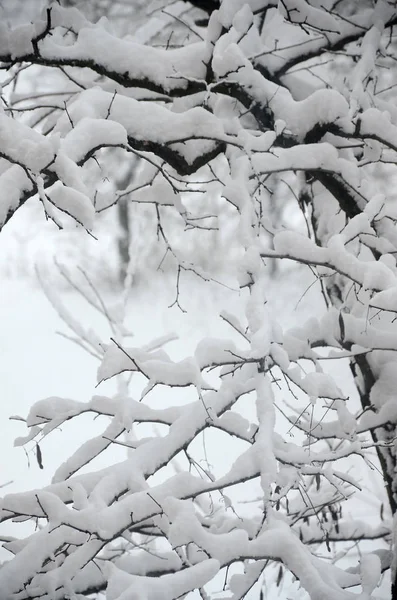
[1,0,397,598]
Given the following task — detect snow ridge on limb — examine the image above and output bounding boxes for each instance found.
[1,2,396,228]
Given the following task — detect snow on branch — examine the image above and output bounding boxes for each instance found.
[3,0,397,598]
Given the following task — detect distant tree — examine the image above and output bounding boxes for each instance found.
[2,1,397,598]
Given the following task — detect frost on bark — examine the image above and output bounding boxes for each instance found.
[2,1,397,598]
